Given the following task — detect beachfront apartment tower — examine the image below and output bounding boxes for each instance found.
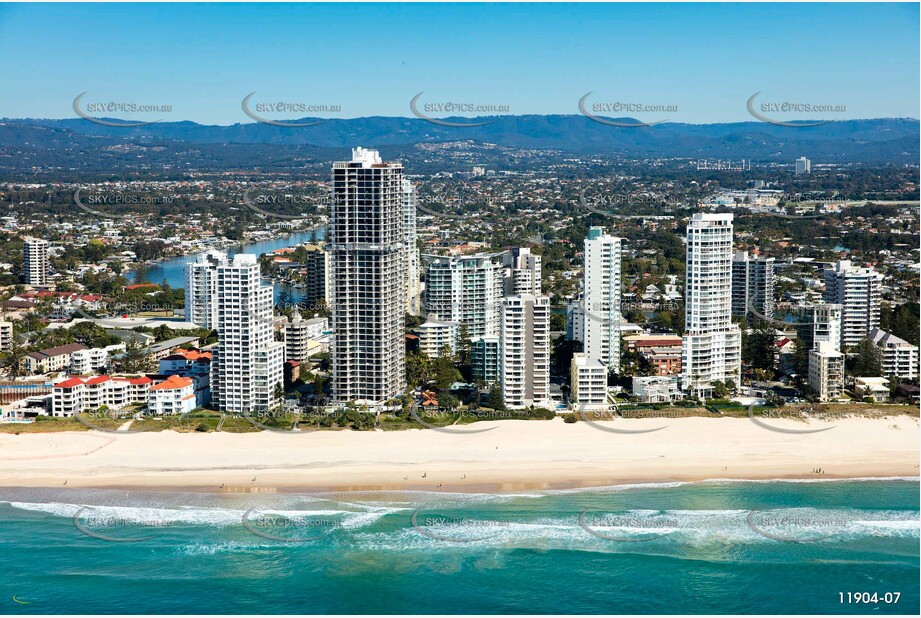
[681,213,742,398]
[823,260,881,349]
[211,254,284,413]
[185,249,228,329]
[808,341,844,402]
[731,250,775,323]
[503,247,542,296]
[299,243,331,309]
[423,253,505,339]
[499,294,551,409]
[581,227,623,373]
[329,147,406,404]
[23,237,50,286]
[796,303,842,353]
[403,179,422,315]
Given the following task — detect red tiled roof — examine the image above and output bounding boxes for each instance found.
[151,375,194,391]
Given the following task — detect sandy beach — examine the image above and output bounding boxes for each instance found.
[0,416,918,492]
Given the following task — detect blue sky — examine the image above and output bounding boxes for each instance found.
[0,2,918,124]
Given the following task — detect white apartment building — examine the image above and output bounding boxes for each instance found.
[210,254,284,413]
[184,250,228,329]
[868,327,919,380]
[403,179,422,315]
[51,375,153,417]
[795,157,811,175]
[681,213,742,398]
[423,253,505,339]
[823,261,881,348]
[0,320,13,352]
[500,294,550,409]
[504,247,542,296]
[808,341,844,402]
[416,316,460,358]
[329,147,406,404]
[731,250,775,322]
[566,297,584,343]
[69,344,126,374]
[159,349,212,407]
[570,353,608,409]
[147,375,197,416]
[582,227,623,373]
[284,313,328,362]
[24,237,50,286]
[796,303,842,353]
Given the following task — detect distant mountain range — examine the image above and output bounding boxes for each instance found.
[0,116,917,174]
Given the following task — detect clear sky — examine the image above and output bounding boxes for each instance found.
[0,2,918,125]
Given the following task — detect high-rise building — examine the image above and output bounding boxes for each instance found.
[415,316,460,358]
[211,254,284,413]
[796,303,842,353]
[329,147,406,404]
[570,353,608,409]
[731,250,775,322]
[823,260,881,348]
[503,247,542,296]
[185,249,228,329]
[795,157,811,175]
[284,312,328,362]
[403,179,422,315]
[423,253,505,339]
[23,237,50,286]
[581,227,623,373]
[681,213,742,397]
[298,243,330,309]
[499,294,550,409]
[471,335,501,386]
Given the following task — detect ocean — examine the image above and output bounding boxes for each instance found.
[1,479,917,614]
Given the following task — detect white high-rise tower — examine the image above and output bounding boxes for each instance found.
[24,237,50,286]
[823,261,881,348]
[682,213,742,397]
[582,226,623,373]
[211,254,284,413]
[184,249,227,329]
[403,178,421,315]
[329,147,406,404]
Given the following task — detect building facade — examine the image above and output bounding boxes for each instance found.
[184,250,228,329]
[403,179,421,315]
[868,327,919,380]
[808,341,844,402]
[581,227,623,373]
[823,261,881,348]
[504,247,542,296]
[329,147,406,404]
[423,253,505,339]
[731,250,775,322]
[211,254,284,413]
[570,353,608,409]
[499,294,550,409]
[681,213,742,397]
[24,237,50,286]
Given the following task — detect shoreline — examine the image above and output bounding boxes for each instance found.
[1,416,917,493]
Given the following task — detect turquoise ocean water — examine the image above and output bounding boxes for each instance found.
[0,479,917,614]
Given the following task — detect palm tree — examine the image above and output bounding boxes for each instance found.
[0,339,28,378]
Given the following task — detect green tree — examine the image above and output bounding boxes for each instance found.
[405,351,432,388]
[848,338,882,376]
[432,347,462,391]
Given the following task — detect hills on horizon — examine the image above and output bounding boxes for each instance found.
[0,115,917,174]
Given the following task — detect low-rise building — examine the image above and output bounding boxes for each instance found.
[0,320,13,352]
[868,327,919,380]
[570,353,608,409]
[632,376,681,403]
[69,344,126,374]
[284,313,328,362]
[854,377,890,403]
[25,343,87,375]
[159,349,211,407]
[808,341,844,402]
[147,375,196,415]
[51,375,153,417]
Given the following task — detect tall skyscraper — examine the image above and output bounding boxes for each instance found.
[423,253,505,339]
[682,213,742,397]
[185,249,227,329]
[503,247,542,296]
[403,179,422,315]
[731,250,775,322]
[795,156,811,175]
[823,260,881,348]
[581,227,623,373]
[500,294,550,408]
[23,237,50,286]
[211,254,284,413]
[329,147,406,404]
[299,243,330,309]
